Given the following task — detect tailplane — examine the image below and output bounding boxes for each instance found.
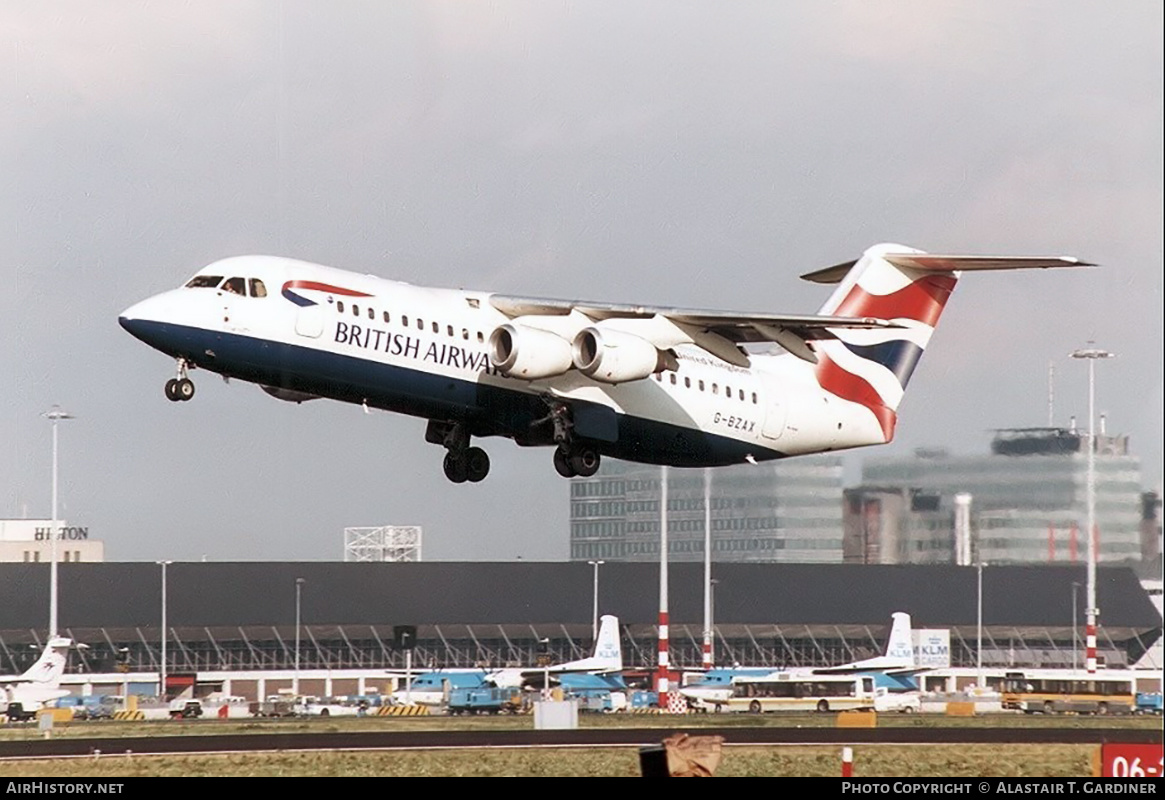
[803,243,1091,441]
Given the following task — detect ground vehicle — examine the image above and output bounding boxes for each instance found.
[297,696,362,717]
[169,699,203,719]
[1134,692,1163,715]
[1001,670,1135,715]
[4,702,36,722]
[249,698,297,717]
[447,687,523,715]
[725,674,876,713]
[873,686,921,713]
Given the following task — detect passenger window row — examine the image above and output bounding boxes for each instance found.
[654,370,757,404]
[334,301,485,343]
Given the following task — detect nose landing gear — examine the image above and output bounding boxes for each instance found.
[164,359,195,402]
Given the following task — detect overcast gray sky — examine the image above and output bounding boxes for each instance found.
[2,2,1161,561]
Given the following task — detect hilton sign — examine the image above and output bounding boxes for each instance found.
[34,526,90,541]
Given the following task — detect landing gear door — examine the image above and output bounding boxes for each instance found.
[295,306,324,338]
[760,373,787,440]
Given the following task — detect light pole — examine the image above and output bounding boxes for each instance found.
[294,577,305,696]
[703,467,713,669]
[976,559,984,690]
[157,560,173,700]
[44,406,74,639]
[586,560,604,642]
[1070,344,1114,674]
[1071,581,1081,672]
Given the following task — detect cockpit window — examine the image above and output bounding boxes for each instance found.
[185,275,223,289]
[221,277,246,295]
[249,278,267,298]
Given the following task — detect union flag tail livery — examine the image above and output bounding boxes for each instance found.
[811,243,957,442]
[119,243,1088,483]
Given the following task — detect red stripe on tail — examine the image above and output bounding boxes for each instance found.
[833,274,956,327]
[816,355,897,441]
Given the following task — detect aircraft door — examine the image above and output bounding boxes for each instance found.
[294,306,324,338]
[759,373,787,440]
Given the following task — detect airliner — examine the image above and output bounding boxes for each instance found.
[679,613,917,709]
[391,614,622,705]
[1,637,72,716]
[119,244,1087,482]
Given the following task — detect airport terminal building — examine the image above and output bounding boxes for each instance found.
[0,561,1158,697]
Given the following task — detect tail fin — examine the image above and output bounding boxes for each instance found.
[591,614,622,670]
[884,612,914,664]
[804,243,1090,441]
[19,637,71,687]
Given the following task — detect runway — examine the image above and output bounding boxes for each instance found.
[3,725,1161,759]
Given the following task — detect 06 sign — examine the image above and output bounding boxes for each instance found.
[1099,743,1164,778]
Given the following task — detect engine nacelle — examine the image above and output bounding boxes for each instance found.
[572,327,672,384]
[488,323,574,380]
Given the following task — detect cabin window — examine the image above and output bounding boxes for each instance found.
[751,392,758,404]
[432,321,439,333]
[726,385,732,398]
[712,384,719,395]
[352,305,360,316]
[402,315,408,326]
[185,275,223,289]
[477,332,484,343]
[684,377,691,389]
[739,389,745,401]
[249,279,268,298]
[699,380,705,391]
[383,311,390,323]
[337,301,345,313]
[462,329,469,340]
[368,307,375,320]
[221,277,246,295]
[669,374,677,385]
[447,325,454,337]
[417,318,424,330]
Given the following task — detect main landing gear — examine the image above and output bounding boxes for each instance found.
[427,421,490,484]
[164,359,195,402]
[552,445,601,478]
[535,400,601,479]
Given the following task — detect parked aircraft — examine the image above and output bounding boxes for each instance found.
[391,615,623,706]
[0,637,72,716]
[119,244,1087,482]
[679,613,918,708]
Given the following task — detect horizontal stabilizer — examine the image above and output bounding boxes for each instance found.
[802,253,1093,284]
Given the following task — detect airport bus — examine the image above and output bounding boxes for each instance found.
[1001,669,1136,715]
[724,673,876,714]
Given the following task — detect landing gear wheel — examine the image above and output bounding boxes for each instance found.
[816,699,830,713]
[465,447,490,483]
[443,452,468,483]
[569,448,600,477]
[175,378,195,401]
[553,447,576,478]
[164,379,180,402]
[748,700,761,714]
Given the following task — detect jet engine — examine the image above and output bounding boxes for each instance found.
[488,323,574,380]
[572,327,673,384]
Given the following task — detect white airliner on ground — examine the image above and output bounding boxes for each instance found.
[119,244,1087,482]
[0,637,72,716]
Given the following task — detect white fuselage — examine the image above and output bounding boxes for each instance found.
[119,256,887,472]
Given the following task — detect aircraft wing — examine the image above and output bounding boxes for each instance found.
[489,295,901,366]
